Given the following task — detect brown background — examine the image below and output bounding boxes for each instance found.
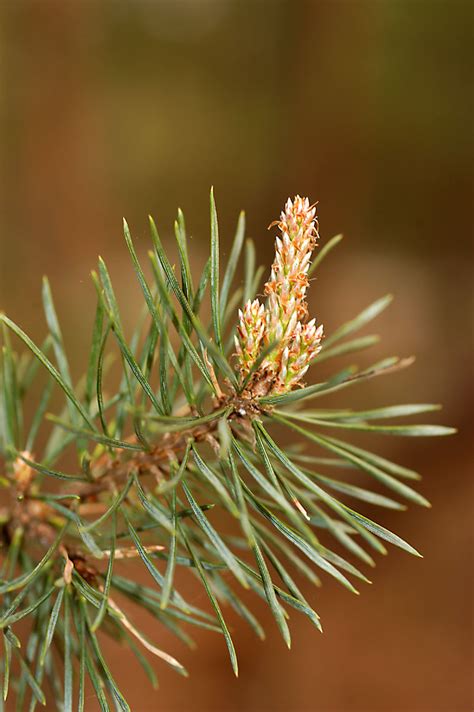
[0,1,472,711]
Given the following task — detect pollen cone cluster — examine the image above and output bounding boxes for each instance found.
[235,196,323,395]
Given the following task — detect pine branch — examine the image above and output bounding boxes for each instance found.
[0,191,454,710]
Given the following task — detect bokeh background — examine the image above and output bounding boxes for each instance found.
[0,1,472,711]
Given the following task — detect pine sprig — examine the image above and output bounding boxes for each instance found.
[0,191,454,710]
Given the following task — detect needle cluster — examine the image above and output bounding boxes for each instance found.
[0,191,454,711]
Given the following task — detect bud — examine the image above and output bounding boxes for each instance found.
[13,452,34,493]
[235,298,266,376]
[235,196,324,395]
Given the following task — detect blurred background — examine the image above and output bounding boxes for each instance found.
[0,1,472,710]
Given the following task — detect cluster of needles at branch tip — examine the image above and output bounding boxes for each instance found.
[0,191,455,709]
